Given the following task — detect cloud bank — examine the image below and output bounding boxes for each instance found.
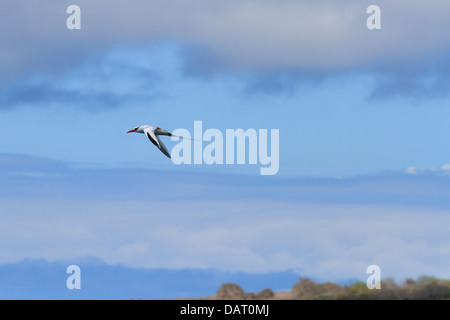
[1,153,450,282]
[2,0,450,98]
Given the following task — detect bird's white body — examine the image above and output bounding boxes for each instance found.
[127,125,174,158]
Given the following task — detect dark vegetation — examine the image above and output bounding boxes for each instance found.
[207,276,450,300]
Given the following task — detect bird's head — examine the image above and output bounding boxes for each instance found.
[127,126,141,133]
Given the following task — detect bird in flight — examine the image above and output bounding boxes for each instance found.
[127,125,197,159]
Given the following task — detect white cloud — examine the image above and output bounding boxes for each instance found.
[2,197,450,282]
[406,164,450,175]
[406,166,423,175]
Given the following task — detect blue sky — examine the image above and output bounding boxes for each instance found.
[1,0,450,299]
[2,43,450,177]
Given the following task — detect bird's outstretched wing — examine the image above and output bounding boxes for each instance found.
[144,127,171,159]
[154,127,172,136]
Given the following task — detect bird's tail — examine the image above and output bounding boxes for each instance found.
[170,134,202,142]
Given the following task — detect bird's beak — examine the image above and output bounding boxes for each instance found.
[127,129,135,133]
